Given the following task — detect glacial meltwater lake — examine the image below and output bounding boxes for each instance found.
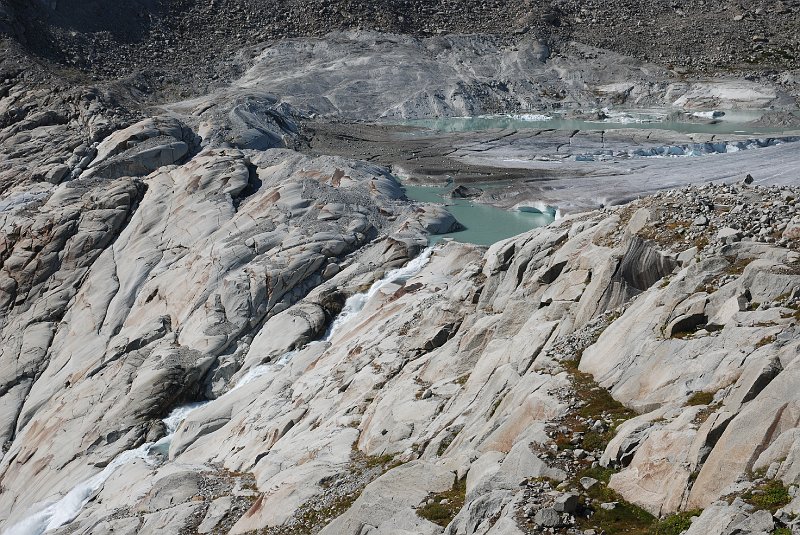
[398,108,800,245]
[402,183,555,246]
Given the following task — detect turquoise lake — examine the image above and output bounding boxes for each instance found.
[402,183,555,246]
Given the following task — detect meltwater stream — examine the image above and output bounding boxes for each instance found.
[5,247,435,535]
[5,403,207,535]
[324,246,434,340]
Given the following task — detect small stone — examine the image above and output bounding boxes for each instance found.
[692,215,709,226]
[554,493,579,513]
[534,507,561,528]
[580,477,598,490]
[600,502,617,510]
[717,227,741,243]
[766,462,780,480]
[322,263,340,279]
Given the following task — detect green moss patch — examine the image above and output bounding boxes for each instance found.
[576,476,656,534]
[742,479,791,512]
[650,510,702,535]
[416,475,467,527]
[686,391,715,406]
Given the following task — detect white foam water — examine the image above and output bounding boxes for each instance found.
[7,249,436,534]
[5,403,206,535]
[324,246,434,341]
[510,113,552,122]
[231,349,297,391]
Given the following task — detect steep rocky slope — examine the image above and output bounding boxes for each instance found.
[0,2,799,534]
[1,165,798,534]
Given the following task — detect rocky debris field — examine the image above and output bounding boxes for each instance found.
[2,0,800,100]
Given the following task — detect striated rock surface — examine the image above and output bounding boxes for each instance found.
[1,160,796,535]
[1,12,800,535]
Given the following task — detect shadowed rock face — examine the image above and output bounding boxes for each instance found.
[596,235,679,312]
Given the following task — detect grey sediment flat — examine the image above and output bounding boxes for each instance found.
[304,120,800,213]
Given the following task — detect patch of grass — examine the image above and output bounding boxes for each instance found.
[538,466,698,535]
[416,475,467,527]
[364,453,397,469]
[575,472,656,535]
[723,256,755,276]
[558,355,637,453]
[572,368,637,424]
[455,373,470,386]
[577,465,616,484]
[695,282,718,295]
[742,479,791,512]
[686,391,715,406]
[582,430,608,451]
[693,235,709,251]
[773,527,792,535]
[755,335,777,349]
[650,510,702,535]
[489,395,505,417]
[436,432,455,456]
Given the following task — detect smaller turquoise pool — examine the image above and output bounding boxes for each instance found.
[403,183,555,246]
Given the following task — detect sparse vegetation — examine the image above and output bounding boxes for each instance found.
[723,256,755,276]
[651,510,702,535]
[755,335,777,349]
[576,473,656,534]
[686,391,715,406]
[742,479,791,512]
[562,360,637,451]
[262,449,405,534]
[568,466,702,535]
[416,475,467,527]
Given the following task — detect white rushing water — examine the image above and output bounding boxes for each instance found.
[324,246,434,341]
[6,248,434,535]
[232,349,296,391]
[5,403,206,535]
